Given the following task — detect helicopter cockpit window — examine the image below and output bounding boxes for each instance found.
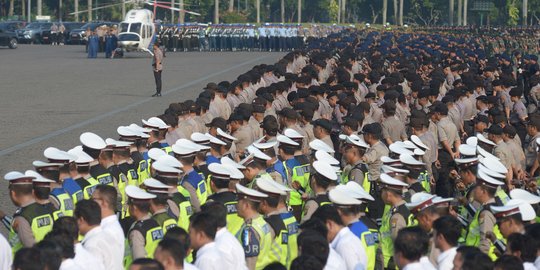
[120,23,128,33]
[129,23,141,34]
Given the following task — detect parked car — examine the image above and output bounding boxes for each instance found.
[41,22,85,44]
[0,22,21,48]
[16,22,53,44]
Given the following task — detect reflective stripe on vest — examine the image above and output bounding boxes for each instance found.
[287,164,310,206]
[237,216,274,270]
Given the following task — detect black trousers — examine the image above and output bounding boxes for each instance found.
[154,70,162,94]
[436,150,454,197]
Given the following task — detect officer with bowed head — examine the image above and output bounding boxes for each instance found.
[301,160,337,223]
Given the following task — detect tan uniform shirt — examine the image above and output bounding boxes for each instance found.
[320,135,335,151]
[233,125,254,155]
[525,133,540,167]
[248,117,263,140]
[479,200,497,254]
[302,123,316,145]
[364,141,389,181]
[382,116,406,143]
[129,215,152,259]
[436,117,459,149]
[493,140,513,168]
[506,138,526,170]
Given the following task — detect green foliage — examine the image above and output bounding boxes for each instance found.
[221,11,248,23]
[506,0,519,25]
[328,0,339,23]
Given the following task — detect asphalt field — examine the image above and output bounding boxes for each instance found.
[0,44,283,232]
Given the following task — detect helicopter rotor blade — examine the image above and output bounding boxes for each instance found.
[144,1,201,16]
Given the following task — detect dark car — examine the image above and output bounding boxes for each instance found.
[70,22,115,45]
[0,22,22,48]
[41,22,85,44]
[16,22,53,44]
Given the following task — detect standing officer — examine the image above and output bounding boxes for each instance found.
[465,168,504,260]
[301,160,336,223]
[2,172,54,253]
[173,140,208,213]
[206,163,244,236]
[362,123,389,221]
[379,173,412,269]
[236,183,274,270]
[125,185,164,264]
[144,178,178,234]
[80,132,114,187]
[33,160,74,218]
[68,147,100,200]
[152,42,163,97]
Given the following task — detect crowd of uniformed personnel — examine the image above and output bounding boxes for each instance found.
[157,24,346,52]
[6,27,540,270]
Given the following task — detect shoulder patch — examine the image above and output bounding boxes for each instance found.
[242,227,261,257]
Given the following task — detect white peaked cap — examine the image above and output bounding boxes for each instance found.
[309,139,335,153]
[329,188,362,206]
[510,189,540,205]
[80,132,106,150]
[312,160,338,181]
[126,185,156,200]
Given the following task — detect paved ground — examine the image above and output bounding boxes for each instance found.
[0,44,284,231]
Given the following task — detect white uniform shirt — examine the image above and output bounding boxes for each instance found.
[0,234,11,270]
[419,256,436,270]
[82,226,123,270]
[403,262,429,270]
[101,214,125,249]
[195,242,224,270]
[184,262,200,270]
[330,227,367,270]
[324,245,347,270]
[73,243,105,270]
[524,262,537,270]
[436,247,457,270]
[215,227,248,270]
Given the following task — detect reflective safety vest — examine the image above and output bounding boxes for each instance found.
[137,159,149,186]
[152,211,178,235]
[248,172,273,189]
[380,204,412,268]
[342,163,371,193]
[465,203,504,260]
[349,219,379,270]
[237,215,273,270]
[496,188,509,205]
[419,170,430,193]
[125,218,164,267]
[51,188,74,217]
[170,192,193,231]
[284,163,310,206]
[264,215,287,265]
[74,176,100,200]
[182,170,208,206]
[89,165,114,187]
[9,203,54,253]
[280,212,299,269]
[207,191,243,236]
[62,178,84,206]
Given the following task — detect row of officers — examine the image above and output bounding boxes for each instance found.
[5,115,539,270]
[157,24,339,52]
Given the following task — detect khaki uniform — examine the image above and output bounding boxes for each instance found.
[395,103,410,124]
[348,160,366,186]
[318,98,333,119]
[290,124,310,154]
[364,141,389,182]
[128,215,152,259]
[178,119,194,139]
[448,106,463,132]
[248,116,263,140]
[506,139,526,170]
[479,199,497,254]
[382,116,406,143]
[302,123,316,145]
[436,117,459,149]
[526,133,540,168]
[233,125,254,155]
[190,116,206,134]
[209,96,232,120]
[227,94,242,111]
[370,103,383,123]
[493,140,513,168]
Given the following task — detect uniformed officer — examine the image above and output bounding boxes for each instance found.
[362,123,389,221]
[43,147,84,206]
[235,183,274,270]
[399,153,430,196]
[491,199,535,239]
[465,168,505,260]
[67,146,100,200]
[241,146,272,189]
[117,125,151,185]
[142,117,172,154]
[205,163,244,236]
[80,132,115,187]
[144,178,178,234]
[2,171,54,252]
[301,160,336,223]
[379,173,412,269]
[151,160,193,231]
[277,133,309,221]
[342,136,370,189]
[173,140,207,213]
[125,185,164,264]
[331,185,381,270]
[252,141,286,185]
[33,160,74,218]
[26,170,60,220]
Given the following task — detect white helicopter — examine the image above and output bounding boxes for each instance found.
[71,0,200,55]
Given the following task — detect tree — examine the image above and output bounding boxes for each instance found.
[399,0,403,25]
[8,0,14,16]
[383,0,388,24]
[229,0,233,12]
[449,0,453,25]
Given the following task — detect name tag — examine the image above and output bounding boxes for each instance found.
[37,216,51,228]
[151,229,164,241]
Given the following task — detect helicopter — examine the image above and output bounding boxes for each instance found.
[71,0,200,55]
